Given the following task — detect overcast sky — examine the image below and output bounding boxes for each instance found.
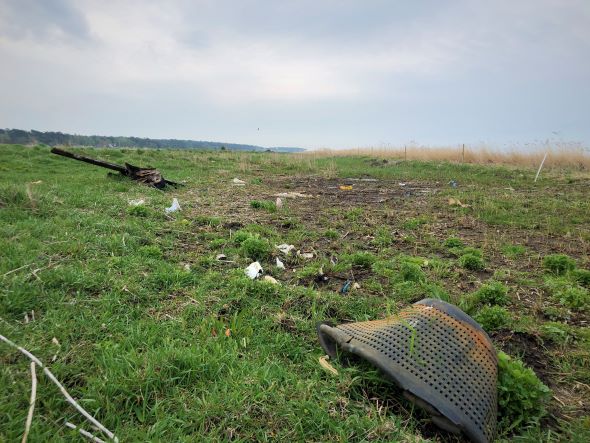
[0,0,589,149]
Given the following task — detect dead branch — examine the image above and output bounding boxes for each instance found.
[0,334,118,442]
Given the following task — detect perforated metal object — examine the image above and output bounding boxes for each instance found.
[317,299,497,443]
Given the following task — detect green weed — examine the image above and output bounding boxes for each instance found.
[543,254,576,275]
[474,306,511,331]
[497,351,552,433]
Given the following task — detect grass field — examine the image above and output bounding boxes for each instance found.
[1,144,589,442]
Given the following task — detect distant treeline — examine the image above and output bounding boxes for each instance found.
[0,128,305,152]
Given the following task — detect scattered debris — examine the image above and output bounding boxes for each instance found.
[339,185,353,191]
[398,182,407,187]
[216,254,227,261]
[276,244,296,255]
[276,257,285,269]
[297,251,314,259]
[318,355,339,376]
[346,178,378,182]
[165,198,181,213]
[245,261,263,279]
[275,192,312,198]
[448,180,458,188]
[50,147,180,189]
[263,275,279,285]
[339,280,352,294]
[352,282,361,290]
[225,328,231,337]
[448,198,471,208]
[232,178,246,185]
[182,263,191,272]
[128,199,145,206]
[275,197,283,209]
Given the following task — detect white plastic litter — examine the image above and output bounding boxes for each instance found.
[297,251,314,259]
[352,282,361,290]
[216,254,227,261]
[232,178,246,185]
[245,261,263,279]
[276,244,295,255]
[276,257,285,270]
[263,275,279,285]
[276,197,283,209]
[165,198,181,213]
[128,199,145,206]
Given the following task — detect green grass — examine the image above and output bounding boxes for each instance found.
[1,145,589,442]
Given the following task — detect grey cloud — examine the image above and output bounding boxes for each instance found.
[0,0,90,41]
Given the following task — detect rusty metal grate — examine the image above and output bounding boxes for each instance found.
[317,299,497,443]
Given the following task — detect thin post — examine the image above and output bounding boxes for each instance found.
[462,144,465,163]
[404,145,407,161]
[534,152,548,182]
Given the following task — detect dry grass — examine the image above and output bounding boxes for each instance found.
[298,144,590,170]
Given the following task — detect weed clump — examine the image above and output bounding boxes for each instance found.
[127,205,150,217]
[346,252,376,269]
[571,269,590,287]
[459,252,485,271]
[400,262,425,282]
[250,200,277,212]
[501,244,527,258]
[324,229,339,240]
[240,236,271,260]
[543,254,576,275]
[139,245,163,259]
[443,237,464,248]
[233,230,252,244]
[497,351,551,433]
[539,322,573,345]
[554,286,590,311]
[546,277,590,311]
[475,281,509,306]
[474,306,510,331]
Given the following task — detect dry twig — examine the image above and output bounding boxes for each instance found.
[0,334,118,442]
[21,362,37,443]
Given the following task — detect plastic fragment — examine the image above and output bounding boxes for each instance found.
[276,257,285,269]
[245,261,263,279]
[339,280,352,294]
[276,197,283,209]
[216,254,227,261]
[232,178,246,185]
[352,282,361,290]
[276,244,296,255]
[448,180,458,188]
[128,199,145,206]
[319,355,339,376]
[297,251,314,259]
[165,198,181,213]
[339,185,353,191]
